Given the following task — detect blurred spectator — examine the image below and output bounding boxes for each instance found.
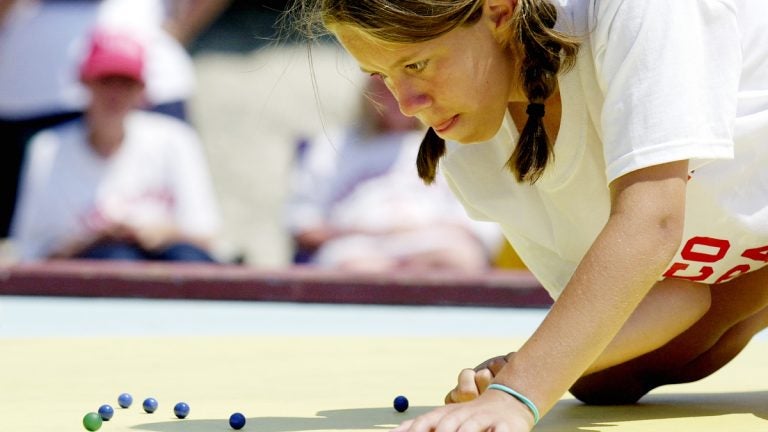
[285,76,502,272]
[10,29,221,262]
[0,0,230,238]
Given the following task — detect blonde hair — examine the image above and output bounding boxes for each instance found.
[288,0,581,184]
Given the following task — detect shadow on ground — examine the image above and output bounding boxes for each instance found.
[540,390,768,431]
[133,391,768,431]
[134,406,432,432]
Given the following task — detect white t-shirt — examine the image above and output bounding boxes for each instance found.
[0,0,194,118]
[442,0,768,298]
[11,111,220,261]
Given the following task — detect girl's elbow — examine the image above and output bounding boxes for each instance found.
[655,212,686,259]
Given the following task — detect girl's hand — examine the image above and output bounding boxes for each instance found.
[444,354,512,403]
[393,388,535,432]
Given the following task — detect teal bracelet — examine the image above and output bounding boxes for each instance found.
[486,383,540,425]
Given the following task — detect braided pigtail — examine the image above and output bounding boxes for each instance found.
[416,127,446,184]
[507,0,579,183]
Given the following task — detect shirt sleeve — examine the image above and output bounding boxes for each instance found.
[592,0,740,182]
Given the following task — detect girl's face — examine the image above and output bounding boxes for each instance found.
[333,6,521,144]
[86,76,144,118]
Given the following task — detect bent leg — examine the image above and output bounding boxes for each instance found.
[570,266,768,405]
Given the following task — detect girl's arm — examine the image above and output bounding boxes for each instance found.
[395,160,690,431]
[493,159,689,417]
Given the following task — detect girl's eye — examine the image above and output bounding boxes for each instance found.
[369,72,387,80]
[405,60,428,72]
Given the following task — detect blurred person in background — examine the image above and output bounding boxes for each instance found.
[10,29,221,262]
[0,0,230,240]
[285,76,502,272]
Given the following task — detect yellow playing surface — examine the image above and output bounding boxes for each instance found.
[1,335,766,431]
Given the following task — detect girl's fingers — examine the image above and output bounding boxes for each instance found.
[446,368,482,403]
[487,356,508,375]
[474,368,494,394]
[445,353,515,404]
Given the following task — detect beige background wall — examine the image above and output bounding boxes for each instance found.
[191,43,366,266]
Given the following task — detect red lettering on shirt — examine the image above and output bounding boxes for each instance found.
[663,237,768,284]
[713,264,751,284]
[742,245,768,263]
[680,236,730,262]
[662,262,714,281]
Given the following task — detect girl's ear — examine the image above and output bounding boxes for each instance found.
[483,0,517,30]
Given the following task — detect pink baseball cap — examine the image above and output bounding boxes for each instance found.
[80,29,145,84]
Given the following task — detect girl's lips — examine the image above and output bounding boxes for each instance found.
[433,115,458,133]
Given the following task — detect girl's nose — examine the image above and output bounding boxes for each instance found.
[389,79,431,117]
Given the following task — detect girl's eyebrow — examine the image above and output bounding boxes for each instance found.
[358,51,423,75]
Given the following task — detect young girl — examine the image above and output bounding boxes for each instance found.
[292,0,768,430]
